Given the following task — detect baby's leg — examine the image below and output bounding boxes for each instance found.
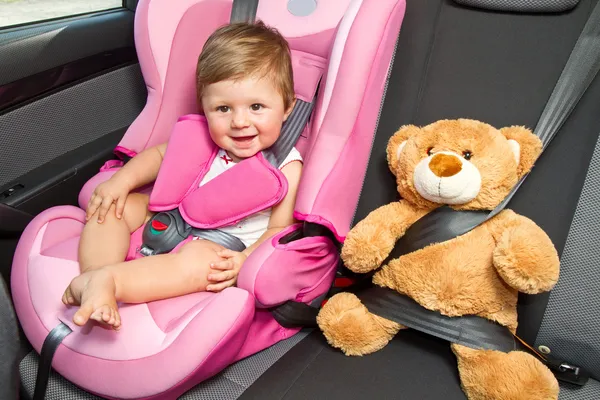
[78,193,152,273]
[63,239,225,329]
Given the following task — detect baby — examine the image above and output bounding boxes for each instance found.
[62,21,302,330]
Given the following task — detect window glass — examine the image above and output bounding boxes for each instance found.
[0,0,123,29]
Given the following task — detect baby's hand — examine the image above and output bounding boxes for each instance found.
[86,178,131,223]
[206,249,248,292]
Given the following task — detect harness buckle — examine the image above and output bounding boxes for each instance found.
[138,209,192,256]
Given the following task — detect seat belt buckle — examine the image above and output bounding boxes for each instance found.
[545,357,590,386]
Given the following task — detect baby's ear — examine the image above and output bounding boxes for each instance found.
[500,126,542,178]
[387,125,421,174]
[283,97,297,121]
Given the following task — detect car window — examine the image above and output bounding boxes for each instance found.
[0,0,123,29]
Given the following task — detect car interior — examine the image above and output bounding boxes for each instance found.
[1,0,599,399]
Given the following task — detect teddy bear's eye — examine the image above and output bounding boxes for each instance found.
[463,150,473,160]
[427,147,434,156]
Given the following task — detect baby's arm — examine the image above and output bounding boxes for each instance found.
[113,143,168,190]
[87,143,167,221]
[206,160,303,291]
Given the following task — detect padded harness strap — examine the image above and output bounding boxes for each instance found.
[359,286,516,352]
[33,323,72,400]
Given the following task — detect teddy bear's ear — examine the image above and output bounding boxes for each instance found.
[387,125,421,173]
[500,126,543,178]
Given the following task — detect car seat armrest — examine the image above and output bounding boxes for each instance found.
[238,224,338,308]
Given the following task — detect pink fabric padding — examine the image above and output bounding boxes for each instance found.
[256,0,353,38]
[100,159,124,171]
[312,0,364,134]
[148,116,216,210]
[126,225,144,260]
[11,206,85,355]
[294,210,345,242]
[180,152,288,228]
[291,50,326,102]
[52,288,255,400]
[40,218,83,254]
[118,0,231,153]
[148,115,288,228]
[115,0,163,156]
[287,28,337,59]
[147,291,213,332]
[295,0,406,238]
[237,224,338,308]
[147,0,229,91]
[41,236,80,262]
[234,309,300,361]
[114,146,137,159]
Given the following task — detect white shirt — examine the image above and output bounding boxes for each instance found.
[198,148,302,248]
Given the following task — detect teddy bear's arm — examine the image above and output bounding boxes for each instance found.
[492,211,560,294]
[341,200,427,273]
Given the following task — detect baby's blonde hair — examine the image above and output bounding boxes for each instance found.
[196,21,295,111]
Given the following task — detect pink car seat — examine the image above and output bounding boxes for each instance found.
[10,0,406,399]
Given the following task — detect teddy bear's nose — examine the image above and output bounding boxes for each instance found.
[429,153,463,177]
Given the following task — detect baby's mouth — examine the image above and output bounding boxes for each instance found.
[231,135,256,144]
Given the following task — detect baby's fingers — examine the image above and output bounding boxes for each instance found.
[216,248,237,259]
[86,195,101,221]
[207,270,235,283]
[115,195,127,220]
[96,196,114,223]
[206,278,235,292]
[210,260,233,271]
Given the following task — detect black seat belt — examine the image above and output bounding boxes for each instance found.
[31,2,266,400]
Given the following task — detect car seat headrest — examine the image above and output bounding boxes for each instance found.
[453,0,580,13]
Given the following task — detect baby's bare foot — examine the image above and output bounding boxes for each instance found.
[62,269,121,330]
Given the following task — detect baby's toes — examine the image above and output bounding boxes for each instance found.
[62,287,76,305]
[90,305,112,324]
[113,310,122,331]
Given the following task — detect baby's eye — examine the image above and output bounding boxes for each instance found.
[216,106,230,113]
[250,104,263,111]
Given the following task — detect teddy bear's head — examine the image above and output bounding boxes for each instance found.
[387,119,542,210]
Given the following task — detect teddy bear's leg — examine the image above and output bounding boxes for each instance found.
[451,344,559,400]
[317,292,405,356]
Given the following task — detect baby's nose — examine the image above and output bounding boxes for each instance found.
[429,153,463,177]
[232,111,250,128]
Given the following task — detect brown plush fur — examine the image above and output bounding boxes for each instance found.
[317,119,560,399]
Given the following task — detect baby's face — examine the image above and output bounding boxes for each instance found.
[202,75,294,161]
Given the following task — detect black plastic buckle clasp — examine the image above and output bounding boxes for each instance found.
[547,358,590,386]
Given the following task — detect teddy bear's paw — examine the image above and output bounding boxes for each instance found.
[493,226,559,294]
[341,226,394,273]
[452,344,559,400]
[317,292,403,356]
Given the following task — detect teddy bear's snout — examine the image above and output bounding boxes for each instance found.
[429,154,462,177]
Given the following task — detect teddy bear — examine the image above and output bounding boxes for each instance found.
[317,119,561,400]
